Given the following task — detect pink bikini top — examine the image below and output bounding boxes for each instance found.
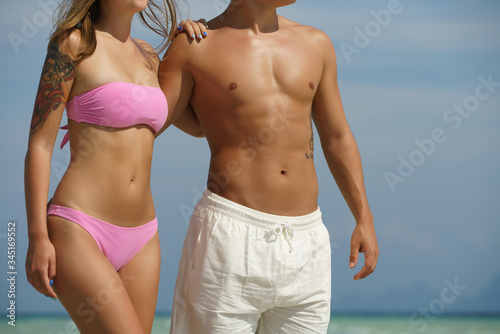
[60,81,168,148]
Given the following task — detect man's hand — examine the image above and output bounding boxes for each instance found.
[349,220,379,280]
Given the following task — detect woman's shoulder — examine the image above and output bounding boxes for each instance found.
[55,29,82,60]
[133,38,160,63]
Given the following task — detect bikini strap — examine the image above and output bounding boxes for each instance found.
[60,124,69,149]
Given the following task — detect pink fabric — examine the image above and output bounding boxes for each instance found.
[60,82,168,148]
[47,204,157,271]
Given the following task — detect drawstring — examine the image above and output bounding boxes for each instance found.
[270,222,295,252]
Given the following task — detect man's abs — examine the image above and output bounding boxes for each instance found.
[188,21,325,215]
[207,149,319,216]
[202,103,319,216]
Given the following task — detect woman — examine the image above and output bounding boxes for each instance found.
[24,0,205,332]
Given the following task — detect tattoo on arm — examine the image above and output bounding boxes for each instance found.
[305,114,314,160]
[30,41,75,135]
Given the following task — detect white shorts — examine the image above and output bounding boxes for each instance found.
[170,190,331,334]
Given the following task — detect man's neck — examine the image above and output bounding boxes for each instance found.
[221,0,280,34]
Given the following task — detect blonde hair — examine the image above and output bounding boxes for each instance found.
[49,0,177,62]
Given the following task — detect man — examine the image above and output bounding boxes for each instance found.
[159,0,379,333]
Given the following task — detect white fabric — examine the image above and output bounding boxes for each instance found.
[170,190,331,334]
[269,222,295,253]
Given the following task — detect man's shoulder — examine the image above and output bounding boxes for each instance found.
[161,32,203,65]
[279,16,332,47]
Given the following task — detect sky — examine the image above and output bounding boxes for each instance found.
[1,0,499,322]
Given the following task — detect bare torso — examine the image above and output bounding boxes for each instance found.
[53,32,159,226]
[186,17,325,215]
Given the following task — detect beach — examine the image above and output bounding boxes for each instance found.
[1,314,499,333]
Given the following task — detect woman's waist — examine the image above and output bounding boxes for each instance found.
[67,144,153,169]
[56,167,152,198]
[52,173,155,226]
[64,155,152,180]
[65,123,154,165]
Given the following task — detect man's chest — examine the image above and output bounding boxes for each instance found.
[189,37,324,104]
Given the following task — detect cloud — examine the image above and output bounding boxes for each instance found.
[281,1,500,61]
[376,20,500,51]
[381,217,443,254]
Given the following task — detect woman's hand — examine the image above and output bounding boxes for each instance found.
[25,236,57,299]
[176,19,209,40]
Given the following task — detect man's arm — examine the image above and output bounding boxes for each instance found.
[157,34,201,137]
[173,104,204,138]
[312,31,379,281]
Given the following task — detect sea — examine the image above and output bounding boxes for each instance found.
[1,314,499,333]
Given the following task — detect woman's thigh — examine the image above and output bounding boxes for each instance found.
[48,215,145,334]
[119,232,161,334]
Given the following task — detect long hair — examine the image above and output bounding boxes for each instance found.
[49,0,178,62]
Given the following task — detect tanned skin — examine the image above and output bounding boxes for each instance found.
[30,42,76,135]
[23,1,210,332]
[160,0,379,281]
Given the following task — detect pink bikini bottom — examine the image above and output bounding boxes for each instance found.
[47,204,157,271]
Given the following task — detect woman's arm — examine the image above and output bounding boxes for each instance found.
[25,39,76,298]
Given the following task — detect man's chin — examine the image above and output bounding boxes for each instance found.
[273,0,297,8]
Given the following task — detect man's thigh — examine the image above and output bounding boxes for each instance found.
[256,301,330,334]
[257,223,332,334]
[170,209,273,333]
